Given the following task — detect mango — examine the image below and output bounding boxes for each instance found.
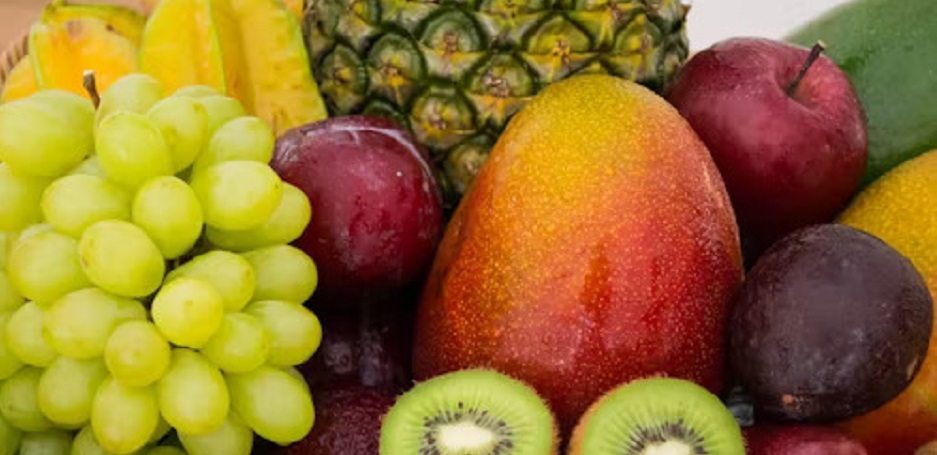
[412,75,743,433]
[140,0,327,135]
[29,17,138,100]
[837,150,937,455]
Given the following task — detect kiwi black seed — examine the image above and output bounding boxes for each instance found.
[569,378,745,455]
[379,369,558,455]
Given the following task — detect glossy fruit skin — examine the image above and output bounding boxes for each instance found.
[666,38,867,258]
[271,116,444,302]
[744,425,868,455]
[787,0,937,187]
[272,385,393,455]
[836,150,937,454]
[413,75,743,433]
[299,294,414,393]
[730,224,932,422]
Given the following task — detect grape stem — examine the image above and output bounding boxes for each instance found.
[83,71,101,108]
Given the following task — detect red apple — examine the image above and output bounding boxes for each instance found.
[666,38,867,259]
[745,425,868,455]
[271,116,444,302]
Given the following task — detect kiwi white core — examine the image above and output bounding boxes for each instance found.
[438,421,496,452]
[642,441,694,455]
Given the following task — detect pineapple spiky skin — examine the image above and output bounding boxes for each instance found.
[304,0,690,204]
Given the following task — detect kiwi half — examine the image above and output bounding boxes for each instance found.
[379,369,558,455]
[569,378,745,455]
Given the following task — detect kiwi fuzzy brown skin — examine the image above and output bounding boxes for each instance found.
[379,369,560,455]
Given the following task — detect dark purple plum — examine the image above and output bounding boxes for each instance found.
[272,116,444,302]
[730,224,932,421]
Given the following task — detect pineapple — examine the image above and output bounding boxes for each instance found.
[303,0,690,202]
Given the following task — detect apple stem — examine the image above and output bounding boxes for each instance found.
[82,70,100,109]
[787,41,827,97]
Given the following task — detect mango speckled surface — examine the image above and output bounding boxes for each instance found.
[837,150,937,454]
[413,75,744,433]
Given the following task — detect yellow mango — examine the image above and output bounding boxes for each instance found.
[282,0,304,21]
[1,59,38,103]
[29,18,138,100]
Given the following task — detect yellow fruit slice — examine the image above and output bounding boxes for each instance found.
[42,0,147,46]
[282,0,304,21]
[228,0,327,134]
[29,17,139,99]
[139,0,229,96]
[1,59,39,103]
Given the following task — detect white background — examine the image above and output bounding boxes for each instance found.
[687,0,855,50]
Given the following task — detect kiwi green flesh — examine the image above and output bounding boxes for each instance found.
[380,369,556,455]
[576,378,745,455]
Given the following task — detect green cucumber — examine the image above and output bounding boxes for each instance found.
[787,0,937,186]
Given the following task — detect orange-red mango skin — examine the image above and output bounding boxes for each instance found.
[413,75,744,433]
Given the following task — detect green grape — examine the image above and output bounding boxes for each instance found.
[0,231,14,270]
[147,97,208,172]
[68,156,107,179]
[29,90,95,131]
[0,271,24,313]
[157,349,229,435]
[78,221,166,298]
[226,365,314,444]
[0,163,52,231]
[5,302,57,367]
[95,113,174,191]
[201,313,270,373]
[17,224,54,241]
[196,96,245,137]
[172,85,220,99]
[131,177,203,259]
[0,366,53,431]
[0,98,92,177]
[37,357,107,428]
[91,378,159,455]
[190,161,282,231]
[45,288,146,359]
[206,183,311,252]
[95,74,164,128]
[18,429,72,455]
[281,366,310,394]
[152,278,224,349]
[145,448,186,455]
[0,312,23,379]
[41,175,132,238]
[0,412,21,455]
[193,117,274,174]
[147,417,171,445]
[165,251,254,312]
[242,245,318,304]
[72,425,113,455]
[244,301,322,367]
[178,412,252,455]
[7,231,91,304]
[105,321,170,387]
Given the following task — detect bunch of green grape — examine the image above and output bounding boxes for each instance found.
[0,74,322,455]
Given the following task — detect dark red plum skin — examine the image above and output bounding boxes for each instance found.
[745,425,868,455]
[271,116,444,302]
[271,385,395,455]
[299,293,414,393]
[666,38,868,260]
[730,224,932,422]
